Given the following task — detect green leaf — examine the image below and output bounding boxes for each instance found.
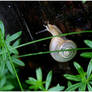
[6,31,22,43]
[68,81,72,87]
[2,48,7,61]
[6,35,10,45]
[29,77,37,81]
[29,85,36,90]
[36,68,42,81]
[79,82,86,91]
[45,71,52,90]
[88,83,92,91]
[0,84,14,91]
[6,60,15,75]
[0,60,5,76]
[64,74,81,81]
[65,83,80,91]
[87,59,92,78]
[8,46,19,55]
[0,21,5,37]
[26,80,34,85]
[6,34,10,40]
[90,81,92,85]
[26,77,36,85]
[0,77,6,88]
[74,62,85,76]
[26,77,44,91]
[12,39,20,47]
[48,84,64,91]
[80,52,92,58]
[12,57,25,66]
[84,40,92,48]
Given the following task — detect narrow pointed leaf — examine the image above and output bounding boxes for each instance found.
[6,35,10,45]
[0,77,6,88]
[45,71,52,90]
[87,59,92,78]
[48,84,64,91]
[0,61,5,76]
[12,57,25,66]
[64,74,81,81]
[74,62,85,76]
[80,52,92,58]
[6,31,22,42]
[68,81,72,87]
[9,46,19,55]
[28,77,37,81]
[12,39,20,47]
[6,34,10,40]
[65,83,80,91]
[84,40,92,48]
[36,68,42,81]
[26,80,36,85]
[88,83,92,91]
[90,81,92,85]
[26,77,37,85]
[6,60,15,75]
[0,21,5,37]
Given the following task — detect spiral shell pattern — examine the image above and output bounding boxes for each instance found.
[50,40,77,62]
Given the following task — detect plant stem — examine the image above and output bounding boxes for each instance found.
[14,30,92,49]
[17,47,92,58]
[0,30,92,55]
[4,40,23,91]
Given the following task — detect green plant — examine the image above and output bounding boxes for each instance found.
[0,77,14,91]
[64,59,92,91]
[1,20,92,91]
[0,21,25,74]
[80,40,92,58]
[0,68,14,91]
[26,68,64,91]
[0,21,24,90]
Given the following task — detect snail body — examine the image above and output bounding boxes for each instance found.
[46,24,77,62]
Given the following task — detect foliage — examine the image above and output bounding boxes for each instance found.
[0,21,25,75]
[80,40,92,58]
[64,59,92,91]
[26,68,64,91]
[0,21,24,90]
[0,68,14,91]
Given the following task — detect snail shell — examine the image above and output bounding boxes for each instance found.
[46,24,77,62]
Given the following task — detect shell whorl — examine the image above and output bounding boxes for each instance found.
[50,40,77,62]
[46,24,77,62]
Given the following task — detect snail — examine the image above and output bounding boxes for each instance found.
[45,23,77,62]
